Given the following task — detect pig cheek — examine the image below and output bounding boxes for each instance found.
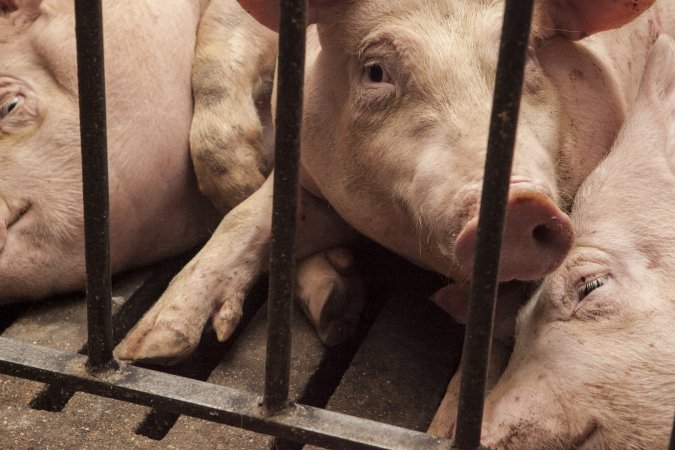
[300,51,350,181]
[0,222,85,299]
[0,142,84,297]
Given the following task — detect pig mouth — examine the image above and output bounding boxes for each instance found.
[569,423,599,449]
[7,202,31,230]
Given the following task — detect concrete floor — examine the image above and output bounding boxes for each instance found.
[0,246,464,449]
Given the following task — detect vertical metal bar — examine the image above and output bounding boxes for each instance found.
[74,0,115,371]
[669,414,675,450]
[453,1,533,449]
[263,0,306,412]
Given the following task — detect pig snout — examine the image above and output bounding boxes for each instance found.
[455,189,573,281]
[481,381,598,450]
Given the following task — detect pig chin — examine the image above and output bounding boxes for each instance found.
[484,421,600,450]
[0,201,85,300]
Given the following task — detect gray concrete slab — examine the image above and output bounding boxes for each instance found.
[0,268,162,449]
[0,263,328,449]
[0,249,465,450]
[304,263,464,450]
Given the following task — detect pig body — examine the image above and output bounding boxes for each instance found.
[0,0,222,299]
[0,0,360,360]
[480,34,675,450]
[118,0,674,365]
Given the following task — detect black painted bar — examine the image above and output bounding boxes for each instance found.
[0,338,452,450]
[74,0,115,371]
[263,0,307,412]
[453,1,534,449]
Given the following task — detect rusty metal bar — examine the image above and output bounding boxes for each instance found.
[0,338,452,450]
[264,0,307,412]
[453,0,534,449]
[74,0,115,372]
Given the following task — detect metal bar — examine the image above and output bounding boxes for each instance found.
[74,0,115,371]
[0,338,452,450]
[264,0,306,412]
[669,415,675,450]
[453,1,533,449]
[30,252,195,412]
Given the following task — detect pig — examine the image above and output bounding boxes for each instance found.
[0,0,221,300]
[0,0,363,352]
[116,0,675,364]
[476,34,675,450]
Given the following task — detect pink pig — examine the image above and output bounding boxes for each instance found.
[0,0,361,354]
[478,34,675,450]
[0,0,221,299]
[118,0,674,367]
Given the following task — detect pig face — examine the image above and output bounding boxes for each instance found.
[302,1,564,280]
[0,1,219,300]
[297,0,662,286]
[481,35,675,450]
[0,6,86,297]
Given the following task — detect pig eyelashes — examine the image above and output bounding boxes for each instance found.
[0,95,21,119]
[576,274,609,301]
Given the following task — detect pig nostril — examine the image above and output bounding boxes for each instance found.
[532,223,551,244]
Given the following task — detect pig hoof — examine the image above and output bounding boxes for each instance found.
[193,151,267,212]
[316,282,364,346]
[296,248,365,346]
[116,318,201,365]
[211,300,244,342]
[190,119,268,212]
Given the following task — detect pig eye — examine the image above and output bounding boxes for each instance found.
[577,274,609,300]
[0,96,21,118]
[364,62,392,85]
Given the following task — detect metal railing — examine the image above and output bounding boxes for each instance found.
[1,1,673,449]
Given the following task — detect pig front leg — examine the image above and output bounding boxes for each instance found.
[190,0,277,211]
[115,174,362,364]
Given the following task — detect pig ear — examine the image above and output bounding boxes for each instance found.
[642,35,675,152]
[618,35,675,165]
[642,35,675,103]
[538,0,656,40]
[237,0,333,31]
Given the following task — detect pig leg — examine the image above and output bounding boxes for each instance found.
[427,339,512,438]
[115,174,362,364]
[190,0,277,211]
[295,247,365,346]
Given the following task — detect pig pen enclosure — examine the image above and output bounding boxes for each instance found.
[0,0,673,449]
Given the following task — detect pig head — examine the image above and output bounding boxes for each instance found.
[0,0,219,300]
[481,35,675,450]
[292,0,669,289]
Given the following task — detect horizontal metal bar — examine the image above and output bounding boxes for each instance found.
[0,337,452,450]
